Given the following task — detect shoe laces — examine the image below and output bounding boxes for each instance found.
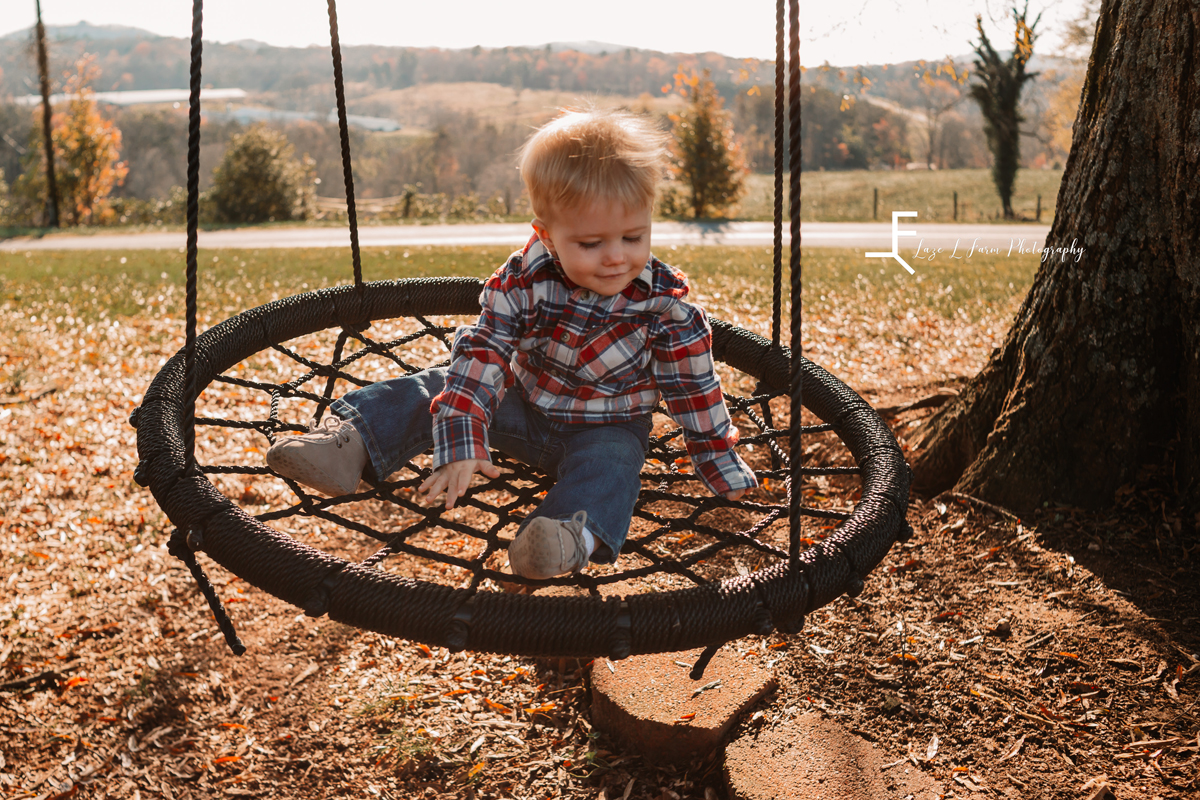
[311,415,353,446]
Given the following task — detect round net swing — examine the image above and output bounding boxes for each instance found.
[133,0,911,675]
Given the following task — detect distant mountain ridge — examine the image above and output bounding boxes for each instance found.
[0,21,161,43]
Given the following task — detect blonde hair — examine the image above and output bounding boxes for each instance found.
[518,108,668,220]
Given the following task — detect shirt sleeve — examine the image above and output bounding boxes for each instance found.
[429,258,525,468]
[649,302,759,496]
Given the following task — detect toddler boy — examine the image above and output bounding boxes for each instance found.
[267,108,757,579]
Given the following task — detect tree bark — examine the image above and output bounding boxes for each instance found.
[911,0,1200,514]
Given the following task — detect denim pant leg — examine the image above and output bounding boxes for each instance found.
[331,367,551,480]
[531,417,650,564]
[332,370,646,563]
[330,368,448,479]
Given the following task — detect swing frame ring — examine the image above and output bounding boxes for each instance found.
[134,276,910,659]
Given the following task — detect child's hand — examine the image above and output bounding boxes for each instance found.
[724,488,747,501]
[419,459,500,510]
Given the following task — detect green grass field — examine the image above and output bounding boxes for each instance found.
[736,168,1064,223]
[0,243,1041,326]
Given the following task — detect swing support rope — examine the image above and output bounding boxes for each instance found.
[169,0,368,656]
[164,0,249,656]
[787,0,804,565]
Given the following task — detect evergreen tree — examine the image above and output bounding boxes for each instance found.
[969,4,1040,219]
[210,124,315,224]
[669,70,746,219]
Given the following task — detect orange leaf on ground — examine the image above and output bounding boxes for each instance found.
[213,755,240,764]
[65,676,88,688]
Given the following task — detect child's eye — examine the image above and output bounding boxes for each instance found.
[623,236,643,243]
[579,241,601,249]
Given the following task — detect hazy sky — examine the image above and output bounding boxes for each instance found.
[6,0,1085,66]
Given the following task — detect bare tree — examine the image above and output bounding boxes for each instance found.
[969,4,1041,219]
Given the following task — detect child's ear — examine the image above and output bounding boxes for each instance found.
[532,218,556,255]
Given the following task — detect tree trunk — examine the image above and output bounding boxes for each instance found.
[911,0,1199,514]
[35,1,59,229]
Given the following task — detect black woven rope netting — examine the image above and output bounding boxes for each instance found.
[134,278,910,661]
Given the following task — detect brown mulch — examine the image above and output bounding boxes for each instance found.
[1,292,1197,800]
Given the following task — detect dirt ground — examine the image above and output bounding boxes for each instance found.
[2,300,1198,800]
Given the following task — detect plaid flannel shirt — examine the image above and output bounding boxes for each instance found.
[429,235,757,496]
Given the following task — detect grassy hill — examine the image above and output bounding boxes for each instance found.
[0,25,1077,223]
[348,82,685,133]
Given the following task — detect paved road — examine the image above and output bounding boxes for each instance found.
[1,220,1052,253]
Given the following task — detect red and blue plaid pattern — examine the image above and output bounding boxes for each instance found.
[430,235,757,496]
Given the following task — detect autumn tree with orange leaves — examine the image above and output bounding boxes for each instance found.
[667,69,746,219]
[12,56,127,227]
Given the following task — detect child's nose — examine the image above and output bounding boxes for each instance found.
[601,243,623,265]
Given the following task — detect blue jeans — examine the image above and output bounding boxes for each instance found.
[330,367,650,563]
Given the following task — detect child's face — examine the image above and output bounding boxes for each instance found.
[533,201,652,296]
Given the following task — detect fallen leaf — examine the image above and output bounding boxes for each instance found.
[999,734,1025,762]
[289,661,320,688]
[483,698,512,714]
